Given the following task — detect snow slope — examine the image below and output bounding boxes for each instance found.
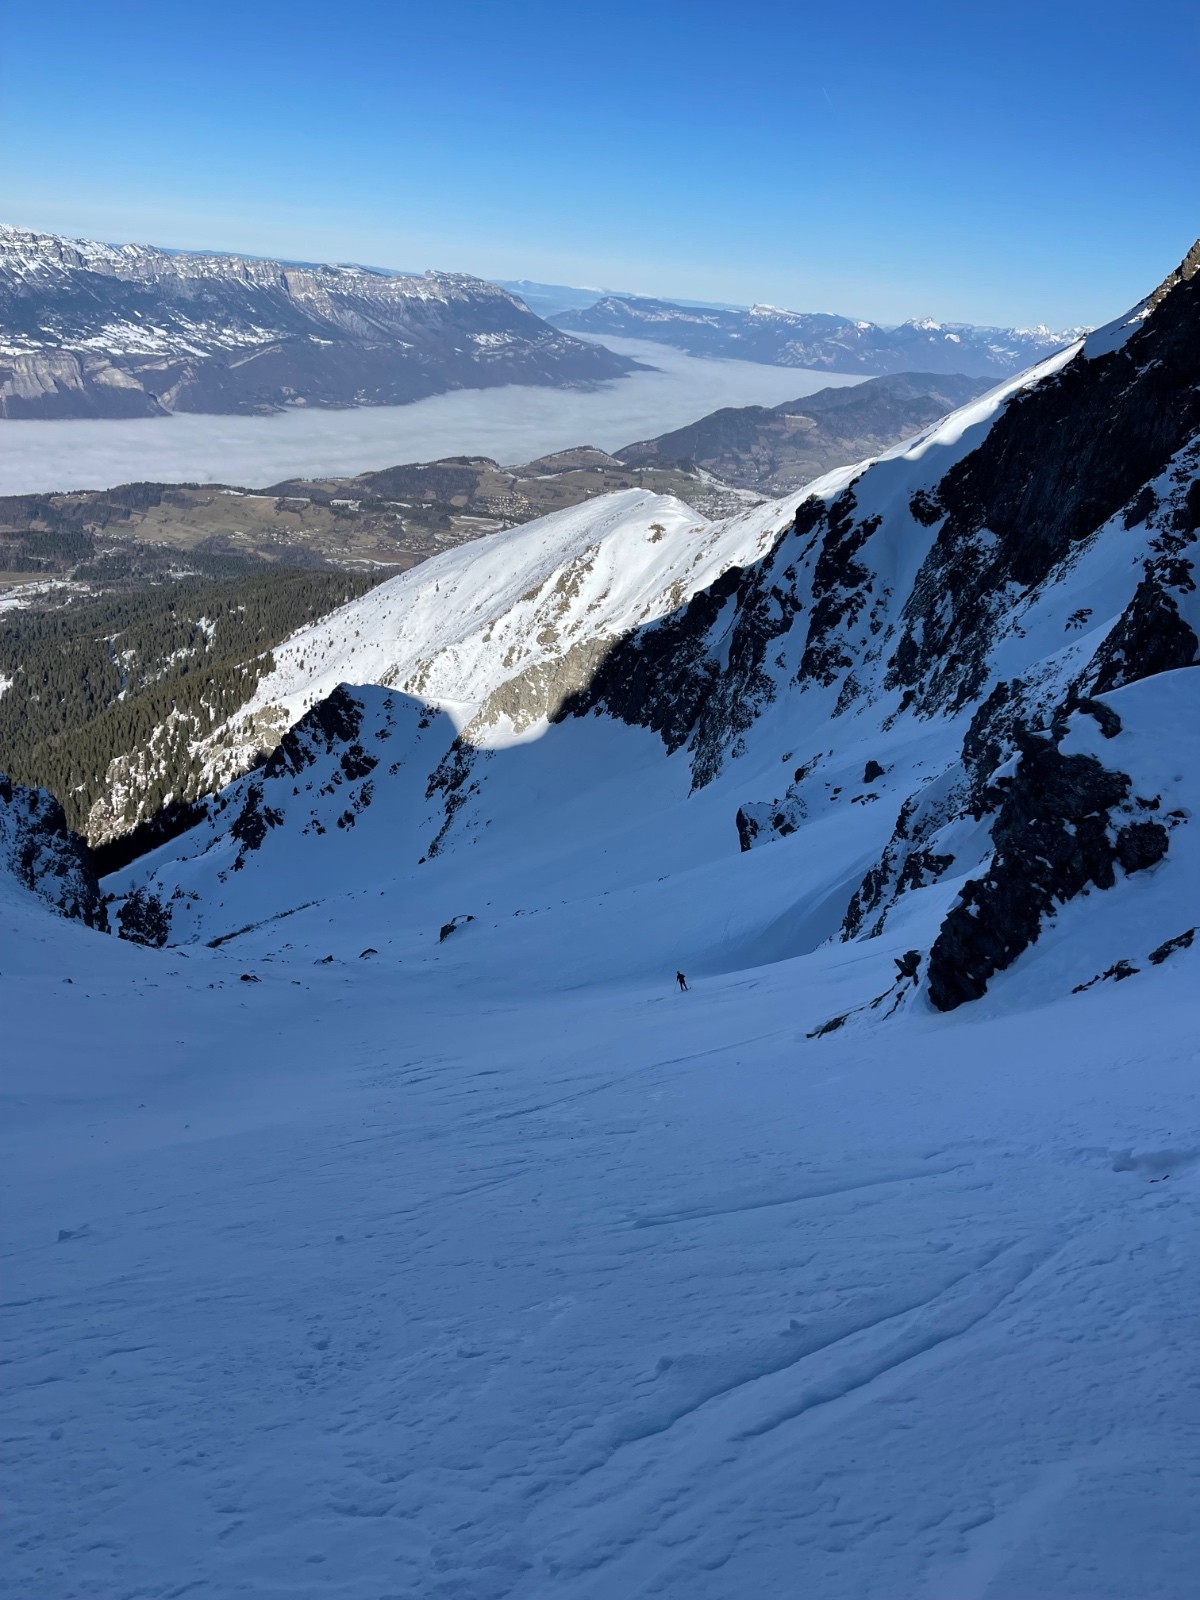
[4,244,1200,1598]
[194,348,1073,791]
[196,485,796,787]
[4,796,1199,1598]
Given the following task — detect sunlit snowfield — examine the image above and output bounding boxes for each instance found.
[0,337,861,494]
[5,795,1198,1600]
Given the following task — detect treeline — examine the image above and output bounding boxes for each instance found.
[0,523,96,573]
[0,569,378,837]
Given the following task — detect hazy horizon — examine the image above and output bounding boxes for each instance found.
[5,0,1197,330]
[0,339,863,496]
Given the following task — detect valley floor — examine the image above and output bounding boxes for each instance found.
[3,891,1198,1599]
[0,341,856,496]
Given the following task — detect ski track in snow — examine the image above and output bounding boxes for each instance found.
[4,297,1200,1594]
[3,889,1198,1599]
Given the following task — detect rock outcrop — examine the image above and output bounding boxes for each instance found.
[0,773,107,929]
[925,723,1168,1011]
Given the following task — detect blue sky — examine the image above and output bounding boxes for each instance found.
[1,0,1196,326]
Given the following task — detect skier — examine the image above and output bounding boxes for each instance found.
[676,971,688,993]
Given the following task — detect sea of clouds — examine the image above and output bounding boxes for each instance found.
[0,339,861,494]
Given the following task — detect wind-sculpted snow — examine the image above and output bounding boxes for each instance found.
[5,812,1200,1599]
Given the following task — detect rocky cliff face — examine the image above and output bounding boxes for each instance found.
[0,773,107,928]
[0,225,633,418]
[108,244,1199,1014]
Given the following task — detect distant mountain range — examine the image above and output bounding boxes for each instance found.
[555,295,1087,378]
[0,228,1090,421]
[619,371,995,495]
[492,280,617,318]
[494,279,749,320]
[0,226,635,420]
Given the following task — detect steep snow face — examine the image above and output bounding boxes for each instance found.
[198,488,793,788]
[113,240,1199,1020]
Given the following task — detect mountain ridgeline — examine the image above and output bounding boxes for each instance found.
[0,371,999,854]
[0,224,634,419]
[6,244,1199,1600]
[95,241,1199,1019]
[618,372,994,496]
[554,295,1083,377]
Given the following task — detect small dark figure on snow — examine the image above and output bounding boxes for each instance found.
[676,971,689,992]
[894,950,921,982]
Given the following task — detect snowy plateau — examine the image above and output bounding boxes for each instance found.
[3,243,1200,1599]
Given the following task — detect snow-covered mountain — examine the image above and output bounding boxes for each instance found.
[5,243,1199,1600]
[110,241,1199,1022]
[555,293,1086,377]
[0,224,634,418]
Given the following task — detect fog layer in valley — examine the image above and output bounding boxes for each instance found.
[0,339,862,494]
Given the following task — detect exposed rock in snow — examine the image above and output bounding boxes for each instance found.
[7,245,1200,1600]
[110,242,1198,1021]
[925,712,1168,1011]
[0,772,107,928]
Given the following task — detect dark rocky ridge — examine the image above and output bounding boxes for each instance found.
[1083,573,1198,697]
[886,249,1200,714]
[228,687,380,869]
[925,719,1169,1011]
[0,772,107,928]
[559,244,1199,1007]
